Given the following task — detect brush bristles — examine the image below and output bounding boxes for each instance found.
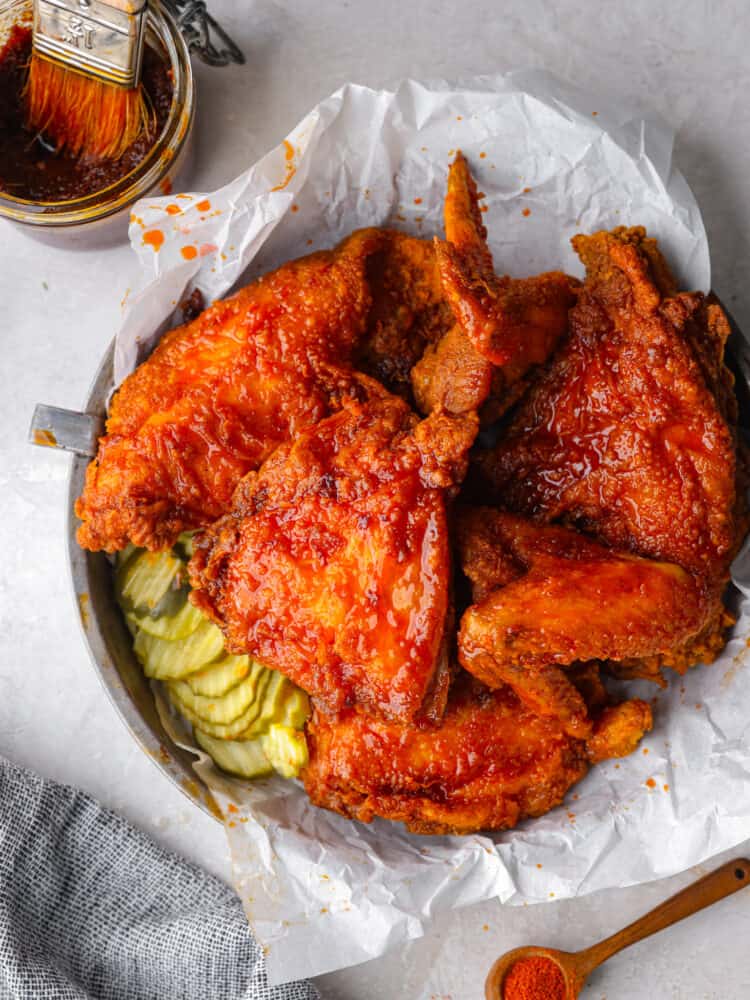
[25,54,152,161]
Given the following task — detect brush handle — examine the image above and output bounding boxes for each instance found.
[574,859,750,981]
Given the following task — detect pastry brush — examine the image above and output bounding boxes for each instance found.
[25,0,151,161]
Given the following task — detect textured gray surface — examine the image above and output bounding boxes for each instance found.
[0,756,318,999]
[1,2,749,997]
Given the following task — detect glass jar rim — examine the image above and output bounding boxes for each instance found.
[0,2,194,227]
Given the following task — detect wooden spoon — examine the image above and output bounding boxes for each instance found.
[485,857,750,999]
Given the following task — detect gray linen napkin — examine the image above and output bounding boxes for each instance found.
[0,757,320,1000]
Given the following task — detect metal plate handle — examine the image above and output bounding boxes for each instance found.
[29,404,104,457]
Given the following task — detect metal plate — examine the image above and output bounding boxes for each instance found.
[66,342,221,821]
[64,305,750,825]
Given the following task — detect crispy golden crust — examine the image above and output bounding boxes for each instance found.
[412,152,577,417]
[457,509,714,730]
[478,227,740,583]
[355,233,455,395]
[76,229,387,552]
[303,675,651,835]
[189,396,477,723]
[76,228,457,553]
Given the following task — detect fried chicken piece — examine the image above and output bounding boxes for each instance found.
[473,227,742,681]
[302,674,651,835]
[412,152,577,417]
[76,229,389,553]
[586,700,654,764]
[477,227,740,582]
[457,509,711,732]
[189,397,478,722]
[355,232,455,396]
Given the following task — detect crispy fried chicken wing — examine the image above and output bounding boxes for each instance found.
[189,397,478,722]
[302,674,651,835]
[412,152,577,418]
[457,509,714,727]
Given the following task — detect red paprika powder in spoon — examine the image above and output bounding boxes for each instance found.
[502,955,567,1000]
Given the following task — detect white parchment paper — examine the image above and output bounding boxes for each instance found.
[115,73,750,985]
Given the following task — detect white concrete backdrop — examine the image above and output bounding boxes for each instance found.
[1,2,749,997]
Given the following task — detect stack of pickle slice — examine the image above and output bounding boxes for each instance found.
[114,534,309,780]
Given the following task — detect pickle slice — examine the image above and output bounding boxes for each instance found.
[238,672,290,738]
[262,724,309,778]
[134,619,225,680]
[169,670,274,740]
[116,549,184,615]
[278,687,311,729]
[173,531,196,562]
[169,660,267,725]
[186,654,252,698]
[128,592,204,641]
[194,729,273,779]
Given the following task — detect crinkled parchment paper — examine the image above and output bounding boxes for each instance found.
[115,73,750,985]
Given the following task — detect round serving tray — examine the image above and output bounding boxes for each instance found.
[66,341,221,820]
[62,307,750,825]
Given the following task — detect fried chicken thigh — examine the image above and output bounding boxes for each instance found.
[303,674,651,835]
[189,396,477,722]
[478,227,739,581]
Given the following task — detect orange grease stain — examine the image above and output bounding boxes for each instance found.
[271,140,297,192]
[196,198,211,212]
[227,803,238,814]
[414,197,423,205]
[165,204,181,215]
[663,784,670,792]
[199,243,218,257]
[181,245,197,260]
[479,151,486,158]
[143,229,164,251]
[522,207,531,217]
[291,204,299,213]
[646,778,656,789]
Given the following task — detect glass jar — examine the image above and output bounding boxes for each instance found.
[0,0,195,247]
